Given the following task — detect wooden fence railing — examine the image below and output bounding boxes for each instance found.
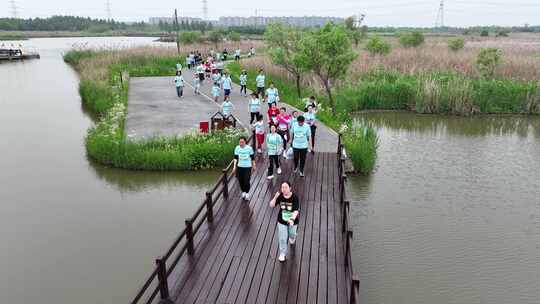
[337,134,361,304]
[129,130,257,304]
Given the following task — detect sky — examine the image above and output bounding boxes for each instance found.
[1,0,539,27]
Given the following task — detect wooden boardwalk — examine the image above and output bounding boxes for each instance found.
[130,136,359,304]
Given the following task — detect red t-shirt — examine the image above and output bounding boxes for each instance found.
[268,108,280,125]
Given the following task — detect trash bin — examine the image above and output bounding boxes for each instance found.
[199,121,209,133]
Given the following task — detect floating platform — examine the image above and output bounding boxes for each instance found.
[0,48,40,61]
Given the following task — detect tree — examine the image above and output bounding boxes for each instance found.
[344,16,361,46]
[398,31,425,48]
[265,23,309,97]
[476,48,502,78]
[207,30,224,49]
[180,31,202,44]
[448,38,465,52]
[228,31,241,42]
[480,30,489,37]
[365,36,391,55]
[300,23,357,113]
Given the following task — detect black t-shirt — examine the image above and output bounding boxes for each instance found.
[276,193,300,225]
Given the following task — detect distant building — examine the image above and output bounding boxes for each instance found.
[148,17,204,25]
[217,16,345,27]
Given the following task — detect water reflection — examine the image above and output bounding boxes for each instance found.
[356,111,540,138]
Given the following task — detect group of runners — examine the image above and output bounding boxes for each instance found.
[173,52,317,262]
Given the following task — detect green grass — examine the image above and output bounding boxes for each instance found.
[0,33,27,40]
[65,49,243,171]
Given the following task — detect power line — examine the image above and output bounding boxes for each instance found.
[105,0,112,21]
[9,0,19,19]
[202,0,208,21]
[435,0,444,27]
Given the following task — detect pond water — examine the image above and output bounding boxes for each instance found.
[2,37,539,304]
[348,112,540,304]
[0,37,219,304]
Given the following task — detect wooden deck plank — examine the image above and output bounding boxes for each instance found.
[184,158,271,303]
[143,152,354,304]
[172,158,269,302]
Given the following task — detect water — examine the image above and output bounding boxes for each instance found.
[349,112,540,304]
[0,37,219,304]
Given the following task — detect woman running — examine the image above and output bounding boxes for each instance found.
[276,107,291,155]
[267,102,280,127]
[291,116,312,177]
[265,82,279,108]
[266,125,283,180]
[174,71,184,98]
[239,70,248,96]
[255,69,265,97]
[253,114,265,154]
[249,93,261,124]
[221,99,234,118]
[212,82,221,103]
[232,136,256,200]
[269,181,299,262]
[192,72,201,95]
[222,71,232,100]
[304,105,317,151]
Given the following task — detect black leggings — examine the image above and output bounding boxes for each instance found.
[277,130,289,150]
[241,85,247,95]
[293,148,308,173]
[257,86,265,97]
[268,155,280,176]
[310,125,317,149]
[250,112,260,124]
[236,167,252,193]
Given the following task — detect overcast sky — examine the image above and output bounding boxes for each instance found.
[1,0,539,27]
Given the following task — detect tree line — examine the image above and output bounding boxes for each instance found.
[0,16,136,32]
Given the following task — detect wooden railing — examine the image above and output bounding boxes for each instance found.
[337,134,361,304]
[130,130,257,304]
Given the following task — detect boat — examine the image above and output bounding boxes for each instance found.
[0,44,40,61]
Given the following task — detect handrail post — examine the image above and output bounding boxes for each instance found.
[155,258,174,304]
[185,219,194,255]
[342,200,349,233]
[251,129,257,152]
[222,169,229,200]
[350,278,360,304]
[205,191,214,223]
[345,230,353,267]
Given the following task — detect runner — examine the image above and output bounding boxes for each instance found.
[253,114,265,154]
[276,107,291,155]
[204,61,211,78]
[211,69,221,84]
[267,102,280,127]
[250,46,256,57]
[175,62,182,73]
[235,48,241,61]
[222,48,228,61]
[265,82,279,108]
[248,93,261,124]
[239,70,248,96]
[232,136,256,200]
[185,55,191,70]
[304,105,318,151]
[212,82,221,103]
[189,52,195,69]
[255,69,265,97]
[266,125,283,180]
[192,72,201,95]
[291,116,312,177]
[196,63,205,83]
[221,71,232,100]
[221,99,234,118]
[174,71,184,98]
[303,95,317,111]
[269,181,299,262]
[290,111,299,128]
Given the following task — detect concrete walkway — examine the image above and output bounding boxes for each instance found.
[125,68,338,152]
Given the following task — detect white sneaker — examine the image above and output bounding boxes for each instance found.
[257,148,262,153]
[299,172,305,177]
[278,254,286,262]
[241,192,246,199]
[282,151,287,158]
[293,167,298,173]
[277,168,282,175]
[245,193,250,200]
[267,175,274,180]
[289,238,296,245]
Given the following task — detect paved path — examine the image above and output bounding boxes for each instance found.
[125,69,338,152]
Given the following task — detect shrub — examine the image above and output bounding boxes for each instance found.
[228,31,241,42]
[364,36,391,55]
[179,31,202,44]
[342,122,378,174]
[496,31,509,37]
[448,38,465,52]
[480,30,489,37]
[398,31,425,48]
[476,48,502,78]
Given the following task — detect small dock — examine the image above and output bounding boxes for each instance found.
[126,70,358,303]
[0,48,40,61]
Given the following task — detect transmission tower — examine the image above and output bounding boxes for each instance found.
[435,0,444,28]
[9,0,19,19]
[105,0,112,21]
[202,0,208,21]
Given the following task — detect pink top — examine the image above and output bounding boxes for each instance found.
[276,114,291,131]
